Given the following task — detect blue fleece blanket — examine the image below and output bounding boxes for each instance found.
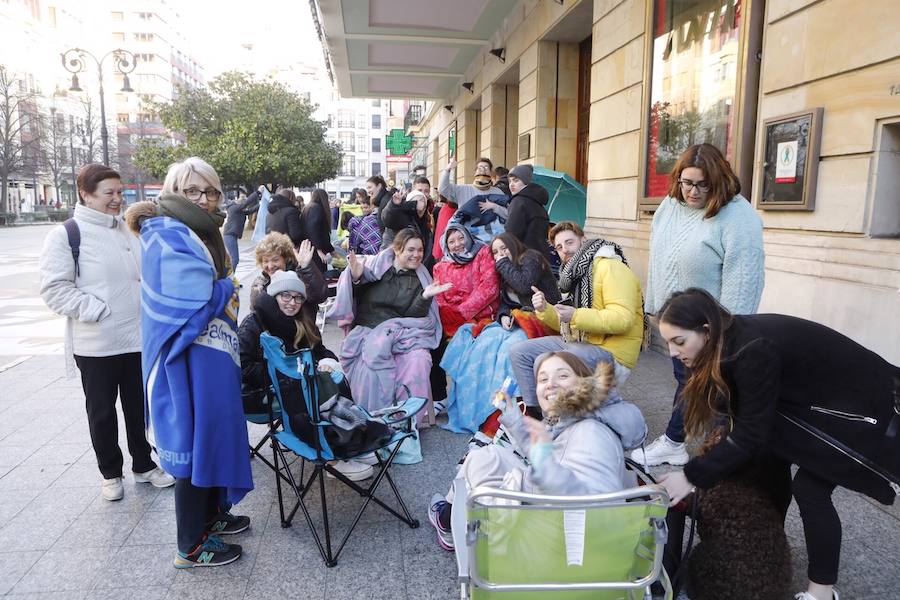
[448,192,509,245]
[140,216,253,505]
[440,322,527,433]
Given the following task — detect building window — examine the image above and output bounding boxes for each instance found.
[338,131,354,152]
[337,110,354,128]
[111,11,123,20]
[341,155,353,176]
[371,138,381,153]
[357,159,367,176]
[112,32,125,41]
[371,114,381,129]
[644,0,742,199]
[357,134,366,151]
[357,114,366,129]
[371,162,382,176]
[371,99,381,107]
[135,33,154,42]
[117,113,130,124]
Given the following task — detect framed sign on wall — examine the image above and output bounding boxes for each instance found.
[757,108,824,211]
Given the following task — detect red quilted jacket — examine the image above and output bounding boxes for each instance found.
[433,244,499,336]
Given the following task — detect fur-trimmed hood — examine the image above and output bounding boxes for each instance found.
[548,361,648,451]
[124,200,159,235]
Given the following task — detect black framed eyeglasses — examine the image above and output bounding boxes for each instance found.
[678,179,711,193]
[183,187,222,201]
[276,292,305,304]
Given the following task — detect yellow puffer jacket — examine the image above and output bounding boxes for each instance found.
[536,256,644,369]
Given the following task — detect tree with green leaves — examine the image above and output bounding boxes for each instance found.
[134,71,341,189]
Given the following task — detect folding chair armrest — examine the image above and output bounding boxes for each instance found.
[451,477,470,583]
[368,396,427,425]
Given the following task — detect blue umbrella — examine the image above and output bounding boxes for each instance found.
[532,166,587,227]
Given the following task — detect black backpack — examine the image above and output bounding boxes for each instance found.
[63,218,81,278]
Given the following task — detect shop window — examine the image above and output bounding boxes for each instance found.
[643,0,754,205]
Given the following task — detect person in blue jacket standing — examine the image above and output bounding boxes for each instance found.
[126,157,253,569]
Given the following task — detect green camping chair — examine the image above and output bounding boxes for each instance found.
[452,478,672,600]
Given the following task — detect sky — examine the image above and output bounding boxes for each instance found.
[177,0,326,79]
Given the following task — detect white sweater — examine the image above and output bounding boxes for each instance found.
[39,204,142,372]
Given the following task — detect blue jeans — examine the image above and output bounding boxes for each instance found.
[508,336,626,407]
[664,357,689,443]
[224,233,240,270]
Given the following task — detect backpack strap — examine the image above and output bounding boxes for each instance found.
[63,218,81,278]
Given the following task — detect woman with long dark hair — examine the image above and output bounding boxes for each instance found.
[656,288,899,600]
[491,232,560,332]
[635,143,765,468]
[302,188,334,271]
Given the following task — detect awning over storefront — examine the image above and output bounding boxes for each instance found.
[316,0,518,99]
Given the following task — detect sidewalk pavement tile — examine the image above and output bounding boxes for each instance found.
[84,586,168,600]
[0,550,43,595]
[166,579,250,600]
[90,543,177,590]
[9,545,111,594]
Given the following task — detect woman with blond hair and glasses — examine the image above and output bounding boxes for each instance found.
[126,157,253,569]
[633,143,765,468]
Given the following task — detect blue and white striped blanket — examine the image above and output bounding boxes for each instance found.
[140,216,253,505]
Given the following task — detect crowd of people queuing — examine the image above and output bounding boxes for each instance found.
[37,143,899,600]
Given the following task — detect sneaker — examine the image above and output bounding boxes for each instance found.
[795,591,840,600]
[133,467,175,488]
[433,399,447,416]
[173,534,242,569]
[207,512,250,535]
[354,452,379,466]
[427,493,454,551]
[101,477,124,501]
[630,434,689,467]
[325,460,374,481]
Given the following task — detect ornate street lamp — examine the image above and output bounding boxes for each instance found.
[60,48,137,166]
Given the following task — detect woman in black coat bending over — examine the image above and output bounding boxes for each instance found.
[302,188,335,272]
[655,288,899,600]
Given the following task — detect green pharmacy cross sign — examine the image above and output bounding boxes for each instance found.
[385,129,414,156]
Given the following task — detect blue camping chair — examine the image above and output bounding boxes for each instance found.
[243,384,289,480]
[260,332,424,566]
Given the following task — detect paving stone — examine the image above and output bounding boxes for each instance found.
[167,579,249,600]
[84,586,169,600]
[10,546,110,594]
[90,543,177,590]
[0,444,35,467]
[21,443,90,466]
[55,511,143,549]
[122,510,178,546]
[0,463,69,490]
[0,550,43,595]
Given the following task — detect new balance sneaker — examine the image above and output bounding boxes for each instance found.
[173,535,242,569]
[427,493,454,551]
[795,590,840,600]
[207,512,251,535]
[325,460,374,481]
[101,477,124,501]
[133,467,175,488]
[630,434,689,467]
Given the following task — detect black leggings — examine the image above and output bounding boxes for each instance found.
[665,463,841,586]
[792,469,840,585]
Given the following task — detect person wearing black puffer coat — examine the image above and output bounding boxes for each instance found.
[266,188,303,246]
[504,164,551,261]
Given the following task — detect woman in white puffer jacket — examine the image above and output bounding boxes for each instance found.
[39,163,173,502]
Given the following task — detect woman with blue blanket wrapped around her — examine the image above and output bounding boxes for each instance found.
[125,157,253,569]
